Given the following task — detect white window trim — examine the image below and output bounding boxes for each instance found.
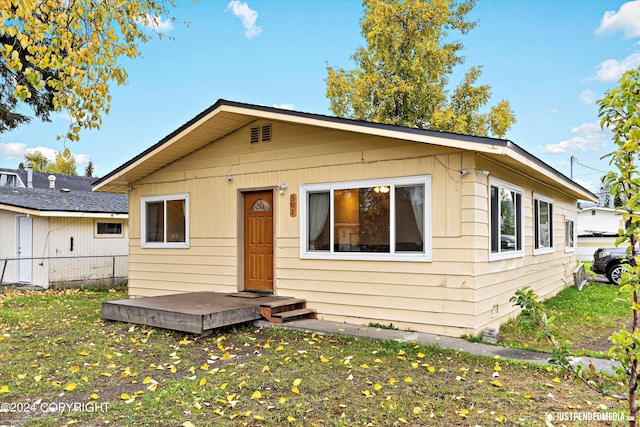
[564,217,576,253]
[489,177,525,262]
[533,193,554,256]
[94,219,124,238]
[299,175,432,262]
[140,193,190,249]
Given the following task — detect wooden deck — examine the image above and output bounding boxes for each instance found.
[102,292,305,335]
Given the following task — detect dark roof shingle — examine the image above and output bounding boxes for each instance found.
[0,186,127,214]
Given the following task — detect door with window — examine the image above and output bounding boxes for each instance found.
[243,190,274,292]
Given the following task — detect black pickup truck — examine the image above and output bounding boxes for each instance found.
[591,246,636,284]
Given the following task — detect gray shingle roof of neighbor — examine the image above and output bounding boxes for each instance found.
[0,186,128,214]
[0,167,97,191]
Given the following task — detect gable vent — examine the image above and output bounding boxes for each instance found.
[261,124,272,142]
[250,126,260,144]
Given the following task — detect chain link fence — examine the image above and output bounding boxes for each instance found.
[0,255,128,289]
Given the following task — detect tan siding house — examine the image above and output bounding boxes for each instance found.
[94,100,596,337]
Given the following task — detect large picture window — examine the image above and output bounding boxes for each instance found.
[489,178,524,261]
[534,194,554,255]
[141,194,189,248]
[300,176,431,261]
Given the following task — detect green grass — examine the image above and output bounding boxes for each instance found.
[0,287,627,426]
[498,282,628,357]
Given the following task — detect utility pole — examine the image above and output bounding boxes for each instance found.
[569,156,576,180]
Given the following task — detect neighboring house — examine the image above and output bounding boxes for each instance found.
[0,168,129,288]
[93,99,597,337]
[577,206,625,261]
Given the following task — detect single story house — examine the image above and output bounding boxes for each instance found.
[577,205,625,261]
[0,168,129,288]
[93,99,597,336]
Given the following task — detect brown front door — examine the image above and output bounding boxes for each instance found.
[243,190,274,292]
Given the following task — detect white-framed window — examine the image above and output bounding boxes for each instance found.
[565,218,575,252]
[489,178,524,261]
[534,194,554,255]
[140,193,189,248]
[95,220,124,238]
[300,175,432,262]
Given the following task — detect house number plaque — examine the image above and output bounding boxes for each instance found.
[290,194,297,217]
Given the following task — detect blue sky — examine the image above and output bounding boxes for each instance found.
[1,0,639,195]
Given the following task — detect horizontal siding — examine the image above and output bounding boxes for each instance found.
[126,121,580,336]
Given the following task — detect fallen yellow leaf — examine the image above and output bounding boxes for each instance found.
[251,390,262,399]
[373,383,382,391]
[491,379,503,387]
[427,366,436,373]
[64,383,78,391]
[199,378,207,386]
[182,422,196,427]
[89,393,100,400]
[0,385,9,393]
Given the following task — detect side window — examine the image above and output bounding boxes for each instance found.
[95,221,124,237]
[141,194,189,248]
[565,219,575,252]
[534,194,554,255]
[489,178,524,261]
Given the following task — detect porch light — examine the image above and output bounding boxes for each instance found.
[276,183,287,194]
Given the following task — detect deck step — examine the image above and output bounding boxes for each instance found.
[270,308,317,323]
[259,298,316,323]
[260,298,307,309]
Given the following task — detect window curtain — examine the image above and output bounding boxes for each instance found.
[308,192,330,249]
[407,185,424,241]
[146,202,160,242]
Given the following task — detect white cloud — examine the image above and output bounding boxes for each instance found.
[578,89,596,104]
[74,153,91,168]
[539,122,611,154]
[227,0,262,39]
[140,14,174,33]
[0,142,27,160]
[273,103,295,110]
[26,146,58,162]
[593,52,640,82]
[596,1,640,39]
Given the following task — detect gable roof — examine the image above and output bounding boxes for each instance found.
[0,186,127,217]
[93,99,597,202]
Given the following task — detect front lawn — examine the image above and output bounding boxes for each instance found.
[0,288,626,426]
[498,282,628,357]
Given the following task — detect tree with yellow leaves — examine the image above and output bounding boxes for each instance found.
[325,0,515,138]
[0,0,176,141]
